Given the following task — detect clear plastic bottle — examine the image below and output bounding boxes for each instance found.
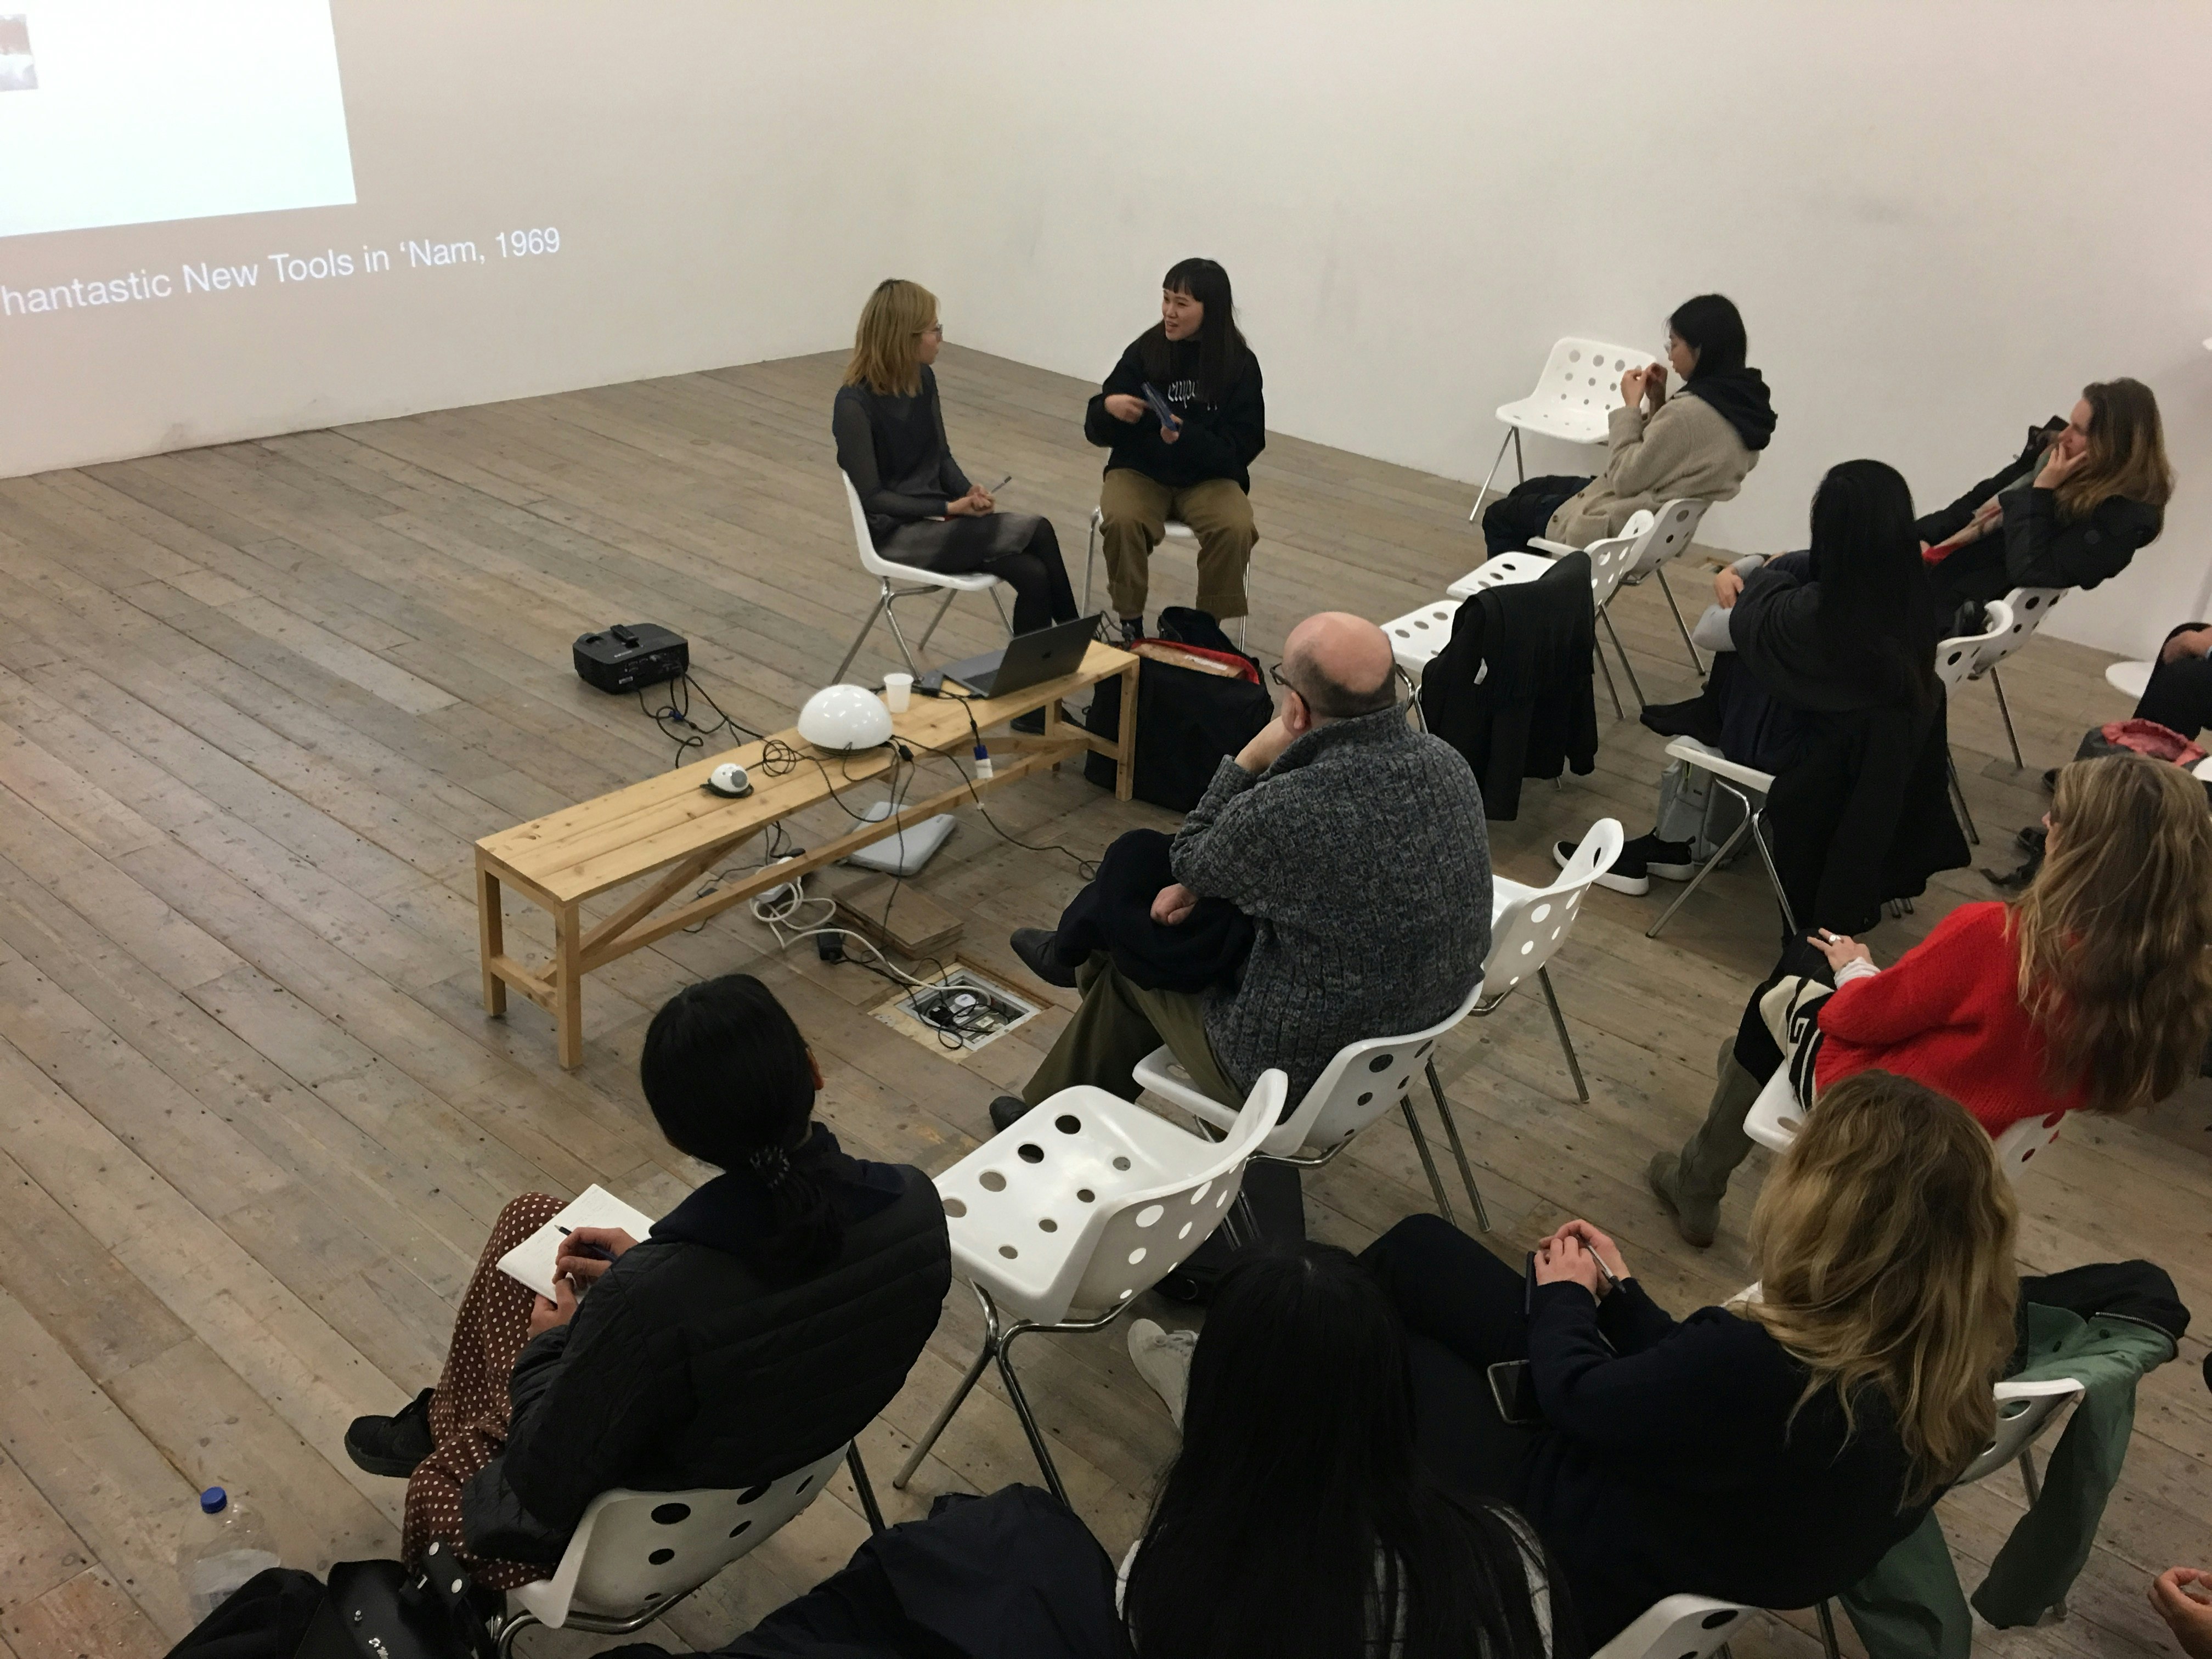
[178,1487,281,1622]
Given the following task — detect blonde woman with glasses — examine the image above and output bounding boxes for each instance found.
[1364,1070,2017,1647]
[833,279,1076,639]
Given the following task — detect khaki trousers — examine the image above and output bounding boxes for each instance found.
[1098,469,1255,621]
[1021,953,1243,1109]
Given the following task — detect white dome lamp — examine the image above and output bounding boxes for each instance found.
[797,684,893,752]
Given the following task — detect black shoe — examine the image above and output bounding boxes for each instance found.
[2041,768,2058,793]
[1558,837,1646,894]
[346,1388,435,1477]
[1009,927,1078,988]
[989,1094,1032,1133]
[2015,823,2047,856]
[1109,616,1144,646]
[1641,837,1700,882]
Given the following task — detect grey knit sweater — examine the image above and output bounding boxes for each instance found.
[1170,707,1492,1107]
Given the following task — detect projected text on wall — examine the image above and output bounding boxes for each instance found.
[0,0,356,240]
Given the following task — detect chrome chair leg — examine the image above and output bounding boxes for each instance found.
[911,586,962,658]
[846,1444,887,1534]
[1425,1060,1489,1232]
[1814,1599,1843,1659]
[1593,636,1625,720]
[1469,426,1517,522]
[994,1322,1068,1506]
[1400,1096,1457,1228]
[833,586,894,685]
[1655,564,1705,675]
[1989,665,2025,768]
[894,1283,1000,1489]
[1537,967,1589,1104]
[1647,799,1760,940]
[1946,748,1980,844]
[1599,607,1646,710]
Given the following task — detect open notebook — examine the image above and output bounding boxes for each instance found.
[496,1184,659,1300]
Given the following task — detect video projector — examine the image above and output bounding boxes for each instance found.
[573,623,689,693]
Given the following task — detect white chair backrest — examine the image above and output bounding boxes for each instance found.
[1936,600,2013,690]
[1624,498,1710,577]
[1991,1110,2064,1181]
[941,1072,1286,1323]
[1742,1064,1802,1153]
[1566,515,1646,613]
[840,471,907,581]
[1272,981,1485,1159]
[1062,1070,1283,1316]
[1957,1378,2085,1488]
[1486,820,1622,997]
[1591,1594,1752,1659]
[516,1443,849,1627]
[1973,586,2064,674]
[1381,599,1463,675]
[1524,337,1652,425]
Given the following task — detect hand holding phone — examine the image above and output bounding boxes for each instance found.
[1140,381,1182,433]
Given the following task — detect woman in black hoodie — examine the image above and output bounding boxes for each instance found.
[1086,257,1265,641]
[1482,294,1777,556]
[344,975,951,1586]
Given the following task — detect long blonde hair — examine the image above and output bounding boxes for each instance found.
[2056,378,2174,520]
[2015,754,2212,1113]
[843,279,938,398]
[1743,1070,2018,1506]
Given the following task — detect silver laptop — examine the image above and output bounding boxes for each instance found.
[924,614,1102,699]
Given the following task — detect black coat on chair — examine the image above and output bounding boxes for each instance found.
[1422,552,1599,821]
[1765,697,1970,935]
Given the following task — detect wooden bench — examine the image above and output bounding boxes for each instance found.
[475,643,1141,1066]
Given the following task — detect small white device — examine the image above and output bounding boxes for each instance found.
[797,684,894,752]
[705,761,753,798]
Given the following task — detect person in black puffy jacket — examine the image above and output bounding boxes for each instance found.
[344,975,951,1587]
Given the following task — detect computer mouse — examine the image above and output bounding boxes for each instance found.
[704,762,753,799]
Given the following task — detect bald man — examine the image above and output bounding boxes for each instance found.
[996,613,1492,1207]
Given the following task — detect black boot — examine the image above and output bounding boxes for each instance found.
[1009,926,1079,988]
[346,1387,436,1477]
[989,1094,1032,1133]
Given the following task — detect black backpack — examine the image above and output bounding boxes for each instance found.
[165,1549,499,1659]
[1084,608,1271,812]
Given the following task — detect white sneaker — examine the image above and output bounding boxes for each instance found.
[1127,1318,1199,1429]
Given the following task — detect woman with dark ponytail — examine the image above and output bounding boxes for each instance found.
[347,974,951,1587]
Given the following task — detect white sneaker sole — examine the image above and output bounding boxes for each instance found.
[1592,867,1650,896]
[1646,860,1700,882]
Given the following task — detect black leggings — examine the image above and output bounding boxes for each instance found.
[881,514,1077,636]
[1361,1215,1537,1501]
[2136,624,2212,741]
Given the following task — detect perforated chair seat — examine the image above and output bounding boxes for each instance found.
[1747,1065,2065,1185]
[833,471,1009,683]
[1495,337,1651,445]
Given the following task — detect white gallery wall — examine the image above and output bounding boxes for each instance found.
[909,0,2212,656]
[5,1,2209,656]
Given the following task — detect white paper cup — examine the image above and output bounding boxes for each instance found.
[882,672,913,713]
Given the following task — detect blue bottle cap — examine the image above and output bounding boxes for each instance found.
[200,1487,228,1514]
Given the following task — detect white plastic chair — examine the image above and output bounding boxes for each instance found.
[492,1441,863,1655]
[1968,586,2067,768]
[1132,983,1490,1232]
[1380,598,1463,684]
[1592,1594,1753,1659]
[1483,819,1622,1104]
[1451,520,1649,717]
[1750,1066,2064,1187]
[1644,739,1795,940]
[1803,1375,2086,1657]
[1468,336,1655,517]
[832,471,1011,684]
[893,1070,1286,1503]
[1934,600,2014,845]
[1082,507,1250,647]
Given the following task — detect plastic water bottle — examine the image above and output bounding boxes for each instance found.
[179,1487,280,1621]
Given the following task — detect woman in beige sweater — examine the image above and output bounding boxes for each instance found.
[1484,294,1777,554]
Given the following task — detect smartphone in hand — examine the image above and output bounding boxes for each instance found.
[1140,381,1182,431]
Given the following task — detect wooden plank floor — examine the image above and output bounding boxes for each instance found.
[1,345,2205,1659]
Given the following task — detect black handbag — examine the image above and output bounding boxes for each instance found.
[167,1546,499,1659]
[1084,608,1270,812]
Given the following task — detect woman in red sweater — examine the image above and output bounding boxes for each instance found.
[1652,754,2212,1246]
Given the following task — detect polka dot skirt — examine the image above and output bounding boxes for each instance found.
[402,1193,563,1590]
